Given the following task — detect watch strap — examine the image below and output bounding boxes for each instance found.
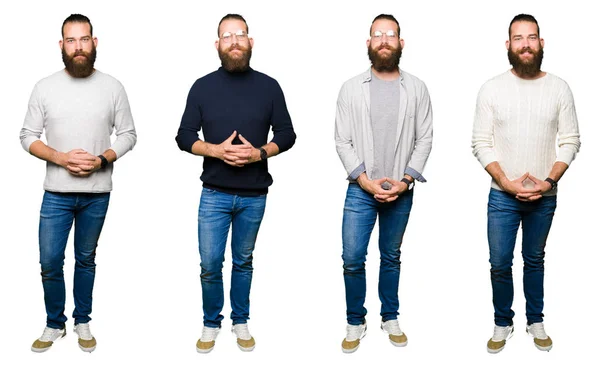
[544,177,557,190]
[259,147,267,161]
[98,154,108,169]
[401,177,414,190]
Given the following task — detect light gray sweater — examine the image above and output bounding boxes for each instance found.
[20,70,137,193]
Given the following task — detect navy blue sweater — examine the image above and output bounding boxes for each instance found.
[176,67,296,195]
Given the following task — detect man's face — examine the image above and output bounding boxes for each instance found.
[60,22,97,78]
[506,21,544,78]
[367,19,404,72]
[215,19,254,73]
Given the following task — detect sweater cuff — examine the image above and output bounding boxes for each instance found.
[405,167,426,183]
[348,162,366,181]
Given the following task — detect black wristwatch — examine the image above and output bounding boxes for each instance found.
[259,147,267,161]
[401,177,414,190]
[544,177,557,191]
[98,154,108,169]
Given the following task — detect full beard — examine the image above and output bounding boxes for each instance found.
[508,47,543,78]
[368,44,402,72]
[62,46,96,78]
[219,45,252,73]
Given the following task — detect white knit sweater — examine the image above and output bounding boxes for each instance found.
[472,70,580,192]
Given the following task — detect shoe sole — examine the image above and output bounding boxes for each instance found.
[534,344,552,352]
[390,340,408,347]
[487,327,514,354]
[31,346,53,353]
[31,330,66,353]
[196,346,214,353]
[237,344,255,352]
[78,344,96,353]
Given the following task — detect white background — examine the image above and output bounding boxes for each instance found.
[0,0,597,366]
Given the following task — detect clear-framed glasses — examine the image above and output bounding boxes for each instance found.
[219,29,249,43]
[371,30,399,41]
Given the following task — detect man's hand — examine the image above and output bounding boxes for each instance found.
[64,150,101,177]
[357,174,391,202]
[499,172,541,202]
[224,134,260,166]
[518,174,552,201]
[211,131,259,167]
[374,178,409,203]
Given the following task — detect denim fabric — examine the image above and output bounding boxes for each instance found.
[38,191,110,329]
[342,183,413,325]
[198,188,266,327]
[487,188,557,326]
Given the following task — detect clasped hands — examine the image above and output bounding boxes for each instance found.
[357,174,410,203]
[214,131,260,167]
[59,149,101,177]
[501,172,552,202]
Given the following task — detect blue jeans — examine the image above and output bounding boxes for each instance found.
[342,183,413,325]
[38,191,110,329]
[198,188,267,328]
[487,188,557,326]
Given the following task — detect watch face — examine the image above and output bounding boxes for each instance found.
[260,148,267,160]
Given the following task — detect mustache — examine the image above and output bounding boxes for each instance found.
[72,51,89,58]
[228,44,248,51]
[377,44,393,51]
[519,47,535,54]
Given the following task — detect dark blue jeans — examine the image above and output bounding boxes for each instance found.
[198,188,267,328]
[487,188,557,327]
[342,183,413,325]
[38,191,110,329]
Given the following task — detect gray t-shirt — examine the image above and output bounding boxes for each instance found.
[20,70,137,193]
[370,72,400,179]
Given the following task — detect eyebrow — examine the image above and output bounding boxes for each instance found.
[512,33,538,38]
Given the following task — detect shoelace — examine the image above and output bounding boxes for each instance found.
[492,325,512,341]
[75,324,92,340]
[346,324,365,341]
[383,320,402,335]
[201,327,220,342]
[40,327,61,341]
[528,323,548,339]
[232,324,252,340]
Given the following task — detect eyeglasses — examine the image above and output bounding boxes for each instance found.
[371,30,399,40]
[219,30,249,43]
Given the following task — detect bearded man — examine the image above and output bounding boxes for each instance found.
[334,13,433,353]
[20,13,137,353]
[175,13,296,354]
[471,13,580,354]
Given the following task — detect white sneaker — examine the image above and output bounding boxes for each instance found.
[526,322,553,351]
[381,320,408,347]
[232,323,255,352]
[196,326,221,353]
[341,323,367,353]
[31,327,66,353]
[487,325,514,353]
[74,323,96,352]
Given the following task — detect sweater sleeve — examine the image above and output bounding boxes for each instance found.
[472,82,496,168]
[20,84,44,152]
[176,81,202,153]
[556,83,580,165]
[269,80,296,153]
[110,86,137,159]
